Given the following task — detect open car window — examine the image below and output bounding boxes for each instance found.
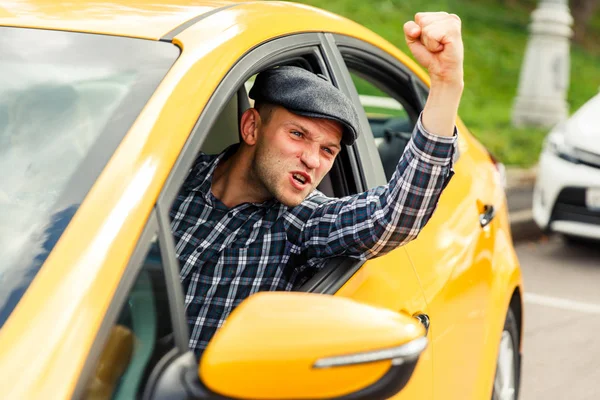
[339,49,423,182]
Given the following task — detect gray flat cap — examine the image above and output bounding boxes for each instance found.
[248,66,360,146]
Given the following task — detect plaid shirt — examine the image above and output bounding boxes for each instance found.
[170,117,456,356]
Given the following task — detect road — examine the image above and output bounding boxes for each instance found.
[517,236,600,400]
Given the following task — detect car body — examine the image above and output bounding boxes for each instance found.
[533,93,600,241]
[0,1,523,399]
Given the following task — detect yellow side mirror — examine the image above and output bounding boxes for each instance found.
[200,292,426,400]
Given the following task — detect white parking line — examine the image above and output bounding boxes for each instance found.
[524,293,600,315]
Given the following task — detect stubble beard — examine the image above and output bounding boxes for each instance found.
[252,141,309,208]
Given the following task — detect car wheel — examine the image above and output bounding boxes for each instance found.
[492,308,520,400]
[563,234,597,248]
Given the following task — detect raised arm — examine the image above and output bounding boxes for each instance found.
[298,117,455,260]
[297,12,464,261]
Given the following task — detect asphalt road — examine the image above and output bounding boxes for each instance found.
[517,236,600,400]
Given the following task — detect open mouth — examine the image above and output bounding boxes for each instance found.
[290,171,311,190]
[292,173,307,185]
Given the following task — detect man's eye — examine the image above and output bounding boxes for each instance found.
[322,147,333,155]
[291,131,303,138]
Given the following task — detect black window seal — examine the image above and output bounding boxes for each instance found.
[412,78,430,108]
[297,257,365,294]
[72,210,180,399]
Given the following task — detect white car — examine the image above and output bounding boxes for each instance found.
[533,93,600,241]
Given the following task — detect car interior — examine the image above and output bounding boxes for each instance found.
[341,52,422,181]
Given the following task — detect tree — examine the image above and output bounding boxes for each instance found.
[571,0,599,43]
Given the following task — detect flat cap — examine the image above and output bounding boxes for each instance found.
[248,66,360,146]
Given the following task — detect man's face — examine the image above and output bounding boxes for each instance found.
[252,106,343,207]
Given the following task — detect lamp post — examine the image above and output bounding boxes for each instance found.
[512,0,573,128]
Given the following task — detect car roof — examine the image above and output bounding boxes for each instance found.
[0,0,245,39]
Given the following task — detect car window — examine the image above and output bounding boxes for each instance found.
[345,66,420,181]
[351,72,412,154]
[0,27,179,328]
[83,238,174,400]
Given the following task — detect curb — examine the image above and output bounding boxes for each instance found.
[505,165,541,243]
[510,209,543,243]
[505,165,538,190]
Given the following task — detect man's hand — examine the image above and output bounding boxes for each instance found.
[404,12,463,86]
[404,12,464,137]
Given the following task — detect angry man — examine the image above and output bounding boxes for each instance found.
[170,12,464,357]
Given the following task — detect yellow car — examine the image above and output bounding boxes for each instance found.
[0,1,523,399]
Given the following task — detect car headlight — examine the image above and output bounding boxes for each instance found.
[543,124,579,163]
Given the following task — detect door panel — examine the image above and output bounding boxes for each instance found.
[335,248,432,400]
[405,125,497,399]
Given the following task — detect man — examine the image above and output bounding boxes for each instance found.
[170,12,464,357]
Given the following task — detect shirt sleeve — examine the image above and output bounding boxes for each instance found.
[300,114,457,261]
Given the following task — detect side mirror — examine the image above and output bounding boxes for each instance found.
[199,292,427,400]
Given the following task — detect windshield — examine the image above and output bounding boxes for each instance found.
[0,27,179,327]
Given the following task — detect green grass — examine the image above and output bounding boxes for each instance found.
[296,0,600,166]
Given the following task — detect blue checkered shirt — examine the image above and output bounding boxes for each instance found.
[170,117,456,356]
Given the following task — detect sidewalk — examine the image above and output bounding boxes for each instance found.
[506,166,542,243]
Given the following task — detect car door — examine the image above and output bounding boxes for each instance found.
[324,34,498,399]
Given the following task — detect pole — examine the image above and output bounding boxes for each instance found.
[511,0,573,128]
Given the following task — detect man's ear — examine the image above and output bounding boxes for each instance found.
[239,108,260,146]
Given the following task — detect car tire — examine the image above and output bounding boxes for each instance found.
[563,234,597,248]
[491,308,520,400]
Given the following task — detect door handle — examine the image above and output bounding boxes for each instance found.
[479,204,496,228]
[413,313,430,335]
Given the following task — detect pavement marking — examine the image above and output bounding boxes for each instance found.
[524,293,600,315]
[509,209,533,223]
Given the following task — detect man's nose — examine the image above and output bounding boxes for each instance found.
[301,144,320,170]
